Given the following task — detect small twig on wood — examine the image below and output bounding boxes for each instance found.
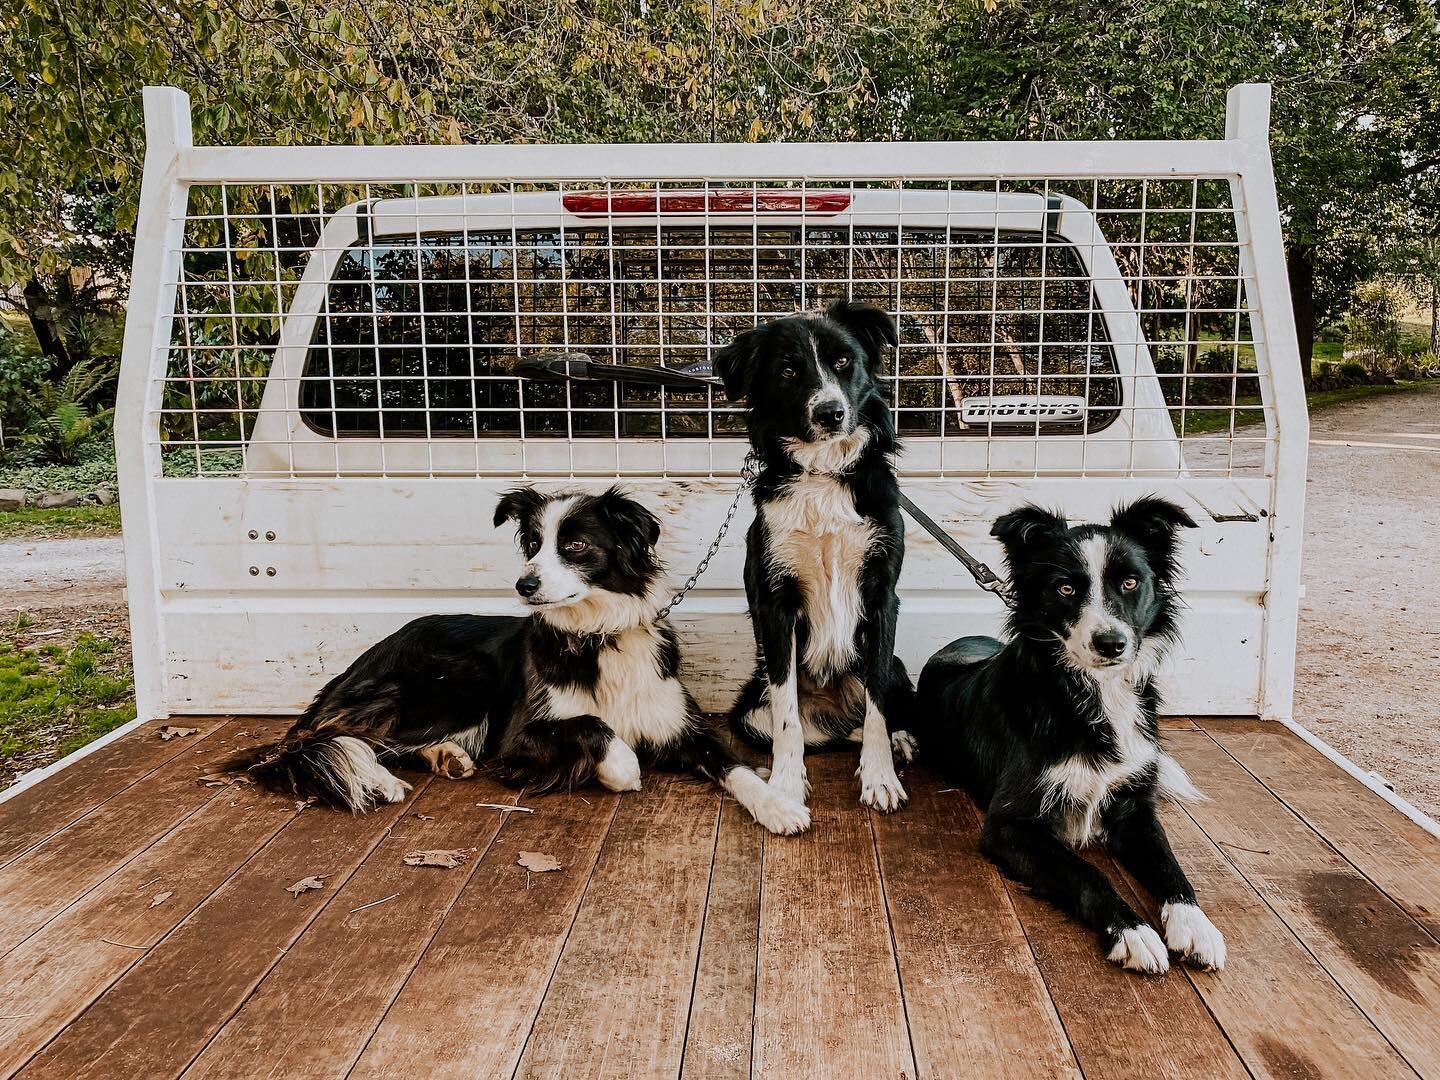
[1217,840,1272,856]
[101,939,149,950]
[475,803,534,814]
[349,892,401,914]
[135,877,161,892]
[935,788,962,794]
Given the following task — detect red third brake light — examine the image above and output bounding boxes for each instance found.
[561,190,853,216]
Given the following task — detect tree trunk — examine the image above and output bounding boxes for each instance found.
[22,278,70,369]
[1285,242,1316,389]
[1431,275,1438,355]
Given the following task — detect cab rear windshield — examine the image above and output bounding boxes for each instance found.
[298,224,1120,438]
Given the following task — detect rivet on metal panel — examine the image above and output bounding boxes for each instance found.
[247,530,258,540]
[248,566,259,576]
[265,531,276,541]
[265,567,277,577]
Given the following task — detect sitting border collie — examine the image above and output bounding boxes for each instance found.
[916,498,1226,974]
[234,487,809,835]
[716,301,917,821]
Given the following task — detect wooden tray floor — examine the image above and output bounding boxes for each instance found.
[1,716,1438,1079]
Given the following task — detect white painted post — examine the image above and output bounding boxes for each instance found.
[1226,83,1309,721]
[115,87,193,721]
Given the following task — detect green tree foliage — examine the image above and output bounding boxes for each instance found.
[866,0,1440,384]
[2,0,1436,391]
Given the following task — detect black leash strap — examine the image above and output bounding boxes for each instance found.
[898,492,1015,609]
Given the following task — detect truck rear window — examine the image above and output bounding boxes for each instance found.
[298,225,1119,438]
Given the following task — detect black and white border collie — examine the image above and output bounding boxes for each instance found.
[234,487,808,835]
[916,498,1226,974]
[716,301,917,824]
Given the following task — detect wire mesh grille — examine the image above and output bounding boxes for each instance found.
[160,177,1270,479]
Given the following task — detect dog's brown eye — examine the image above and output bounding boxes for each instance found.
[1058,583,1075,597]
[1121,576,1139,591]
[834,355,850,370]
[563,539,589,555]
[780,365,797,379]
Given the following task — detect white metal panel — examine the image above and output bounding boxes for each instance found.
[117,83,1307,725]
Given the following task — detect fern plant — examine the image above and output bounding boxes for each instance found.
[18,360,116,464]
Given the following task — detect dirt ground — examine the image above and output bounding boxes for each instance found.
[3,385,1437,812]
[1291,382,1440,816]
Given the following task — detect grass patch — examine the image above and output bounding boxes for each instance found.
[0,629,135,785]
[0,504,121,539]
[1174,380,1421,435]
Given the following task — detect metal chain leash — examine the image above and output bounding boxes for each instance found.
[656,451,761,621]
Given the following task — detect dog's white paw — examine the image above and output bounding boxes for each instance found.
[751,786,812,836]
[375,773,412,805]
[1162,902,1227,970]
[596,738,642,793]
[1107,923,1170,974]
[858,763,908,813]
[890,730,918,765]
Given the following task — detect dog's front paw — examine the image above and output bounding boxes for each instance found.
[858,764,908,813]
[1162,902,1227,970]
[596,739,642,793]
[751,786,812,836]
[1106,923,1170,974]
[890,730,919,765]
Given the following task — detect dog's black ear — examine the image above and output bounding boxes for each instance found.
[991,505,1068,562]
[596,485,661,548]
[595,486,662,582]
[493,487,546,529]
[1110,497,1197,582]
[713,327,763,402]
[826,300,898,372]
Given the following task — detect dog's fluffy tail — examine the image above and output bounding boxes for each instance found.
[227,731,411,812]
[1157,751,1207,805]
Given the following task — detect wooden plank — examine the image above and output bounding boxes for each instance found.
[17,778,421,1080]
[0,717,230,870]
[0,782,297,1076]
[872,770,1078,1079]
[752,753,916,1079]
[681,798,762,1080]
[1170,727,1440,1074]
[0,719,285,955]
[1007,873,1248,1080]
[182,774,513,1079]
[348,786,620,1079]
[1199,718,1440,940]
[1110,798,1415,1080]
[512,775,722,1079]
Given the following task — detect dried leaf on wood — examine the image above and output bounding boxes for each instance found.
[402,848,475,869]
[517,851,562,873]
[285,875,327,897]
[158,725,198,741]
[149,890,173,907]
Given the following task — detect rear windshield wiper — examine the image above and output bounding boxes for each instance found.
[515,352,718,391]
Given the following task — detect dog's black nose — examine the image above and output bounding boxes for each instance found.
[515,574,542,598]
[1092,631,1128,659]
[812,401,846,431]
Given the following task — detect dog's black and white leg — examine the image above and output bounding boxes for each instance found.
[495,713,633,794]
[856,581,907,811]
[1106,800,1226,970]
[982,815,1170,974]
[755,602,809,810]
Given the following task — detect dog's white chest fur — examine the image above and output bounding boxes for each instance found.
[545,626,689,748]
[762,474,877,679]
[1043,670,1157,848]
